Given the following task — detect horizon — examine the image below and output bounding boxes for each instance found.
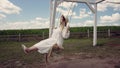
[0,25,120,31]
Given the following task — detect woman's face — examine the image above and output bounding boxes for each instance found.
[60,16,64,22]
[60,15,66,26]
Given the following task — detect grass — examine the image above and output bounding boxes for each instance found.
[0,38,120,64]
[0,41,44,63]
[63,38,120,58]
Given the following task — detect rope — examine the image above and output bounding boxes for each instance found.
[56,2,63,27]
[69,4,76,23]
[56,2,76,27]
[56,10,61,27]
[66,2,74,17]
[67,2,76,23]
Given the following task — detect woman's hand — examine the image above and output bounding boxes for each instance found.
[66,23,70,32]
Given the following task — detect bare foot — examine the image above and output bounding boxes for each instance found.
[21,44,29,54]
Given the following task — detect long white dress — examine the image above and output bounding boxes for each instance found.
[33,24,70,54]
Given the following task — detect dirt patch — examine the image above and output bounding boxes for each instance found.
[48,53,119,68]
[0,53,120,68]
[49,58,116,68]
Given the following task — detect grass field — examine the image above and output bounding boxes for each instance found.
[0,26,120,35]
[0,38,120,68]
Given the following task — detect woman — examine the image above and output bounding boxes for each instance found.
[22,15,70,64]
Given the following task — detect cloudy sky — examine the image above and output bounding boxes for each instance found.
[0,0,120,30]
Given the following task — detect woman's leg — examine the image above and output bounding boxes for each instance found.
[27,46,38,53]
[45,53,49,65]
[22,44,38,54]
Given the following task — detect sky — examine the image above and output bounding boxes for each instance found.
[0,0,120,30]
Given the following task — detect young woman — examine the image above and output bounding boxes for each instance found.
[22,15,70,64]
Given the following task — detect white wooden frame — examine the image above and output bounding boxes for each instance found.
[49,0,104,46]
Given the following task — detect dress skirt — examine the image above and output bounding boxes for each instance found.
[33,38,56,54]
[33,25,70,54]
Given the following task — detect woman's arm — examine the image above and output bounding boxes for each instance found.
[62,24,70,39]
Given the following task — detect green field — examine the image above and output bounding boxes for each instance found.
[0,26,120,35]
[0,38,120,65]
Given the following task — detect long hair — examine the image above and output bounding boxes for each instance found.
[60,15,67,26]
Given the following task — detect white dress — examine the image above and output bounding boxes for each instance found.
[33,24,70,54]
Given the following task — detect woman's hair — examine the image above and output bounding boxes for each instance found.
[61,15,67,26]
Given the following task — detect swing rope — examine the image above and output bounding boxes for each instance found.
[56,2,76,27]
[66,2,74,18]
[68,2,76,23]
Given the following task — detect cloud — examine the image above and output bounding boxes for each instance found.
[58,2,78,9]
[0,0,21,14]
[56,7,76,16]
[35,17,48,21]
[97,3,108,12]
[0,14,6,19]
[98,23,120,26]
[0,17,49,30]
[100,13,120,23]
[56,2,77,16]
[72,8,92,19]
[57,0,120,12]
[69,20,94,27]
[98,0,120,12]
[83,20,94,26]
[70,22,83,27]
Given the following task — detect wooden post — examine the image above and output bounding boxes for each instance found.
[43,32,44,39]
[18,33,20,42]
[19,33,21,42]
[93,4,97,46]
[108,29,111,37]
[87,29,90,38]
[7,35,9,41]
[49,0,57,37]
